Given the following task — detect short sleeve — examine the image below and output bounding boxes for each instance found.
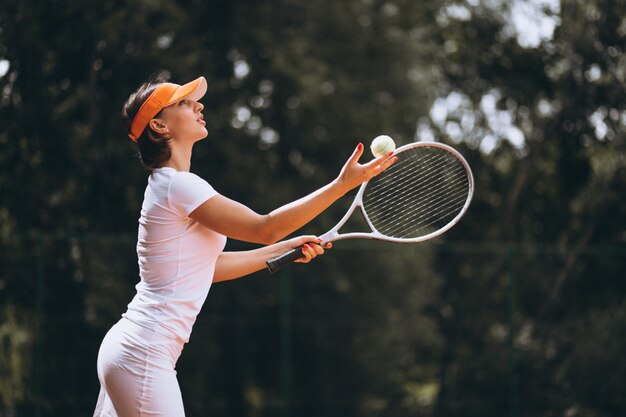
[168,172,219,217]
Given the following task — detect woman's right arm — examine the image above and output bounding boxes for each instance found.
[213,236,330,282]
[189,143,396,244]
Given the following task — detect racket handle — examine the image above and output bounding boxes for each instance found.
[266,247,304,273]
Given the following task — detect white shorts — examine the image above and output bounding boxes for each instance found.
[93,318,186,417]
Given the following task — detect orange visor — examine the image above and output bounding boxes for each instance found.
[128,76,208,141]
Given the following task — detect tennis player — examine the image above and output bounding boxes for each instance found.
[93,75,395,417]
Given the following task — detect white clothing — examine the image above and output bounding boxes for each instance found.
[94,168,226,417]
[94,318,186,417]
[123,167,227,343]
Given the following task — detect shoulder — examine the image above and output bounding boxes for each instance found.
[169,171,217,197]
[167,171,219,216]
[169,171,210,187]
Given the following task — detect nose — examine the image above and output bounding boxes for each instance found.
[195,101,204,112]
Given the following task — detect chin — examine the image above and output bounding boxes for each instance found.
[195,128,209,141]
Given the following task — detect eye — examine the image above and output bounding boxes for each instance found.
[178,99,187,106]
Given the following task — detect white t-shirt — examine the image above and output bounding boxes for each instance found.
[123,167,227,343]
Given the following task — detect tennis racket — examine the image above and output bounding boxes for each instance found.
[266,141,474,273]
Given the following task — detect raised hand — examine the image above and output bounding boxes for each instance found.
[335,143,397,191]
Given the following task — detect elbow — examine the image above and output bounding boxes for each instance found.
[255,215,283,245]
[257,230,280,245]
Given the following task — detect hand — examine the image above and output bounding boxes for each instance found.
[335,143,397,192]
[280,235,332,264]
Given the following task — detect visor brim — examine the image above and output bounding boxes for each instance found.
[166,76,208,105]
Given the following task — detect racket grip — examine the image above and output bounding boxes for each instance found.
[266,247,304,273]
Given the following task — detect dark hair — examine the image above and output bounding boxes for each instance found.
[121,74,171,171]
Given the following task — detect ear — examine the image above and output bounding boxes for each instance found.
[148,118,169,135]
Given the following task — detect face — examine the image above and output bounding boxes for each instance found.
[154,98,207,142]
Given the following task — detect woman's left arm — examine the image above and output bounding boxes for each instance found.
[213,236,329,283]
[190,144,396,245]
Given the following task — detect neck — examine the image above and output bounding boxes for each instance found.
[163,140,193,172]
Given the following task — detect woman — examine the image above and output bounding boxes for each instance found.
[93,75,396,417]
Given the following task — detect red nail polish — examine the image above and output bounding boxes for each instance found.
[357,143,363,151]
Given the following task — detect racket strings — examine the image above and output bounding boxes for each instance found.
[366,156,454,203]
[363,146,470,239]
[367,182,466,238]
[378,157,468,236]
[366,163,468,214]
[382,194,468,238]
[367,169,468,222]
[367,148,467,205]
[376,184,468,238]
[367,150,438,193]
[370,187,468,231]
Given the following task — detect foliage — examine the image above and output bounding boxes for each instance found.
[0,0,624,416]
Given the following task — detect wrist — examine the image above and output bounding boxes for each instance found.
[331,177,352,197]
[267,240,294,259]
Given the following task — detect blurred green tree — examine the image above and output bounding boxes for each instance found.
[0,0,624,417]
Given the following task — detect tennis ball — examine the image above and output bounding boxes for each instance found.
[370,135,396,157]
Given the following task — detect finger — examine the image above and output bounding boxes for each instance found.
[293,235,322,247]
[347,142,364,165]
[364,151,394,169]
[309,243,325,255]
[379,155,398,170]
[371,153,397,174]
[296,244,313,263]
[304,244,320,258]
[378,151,396,164]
